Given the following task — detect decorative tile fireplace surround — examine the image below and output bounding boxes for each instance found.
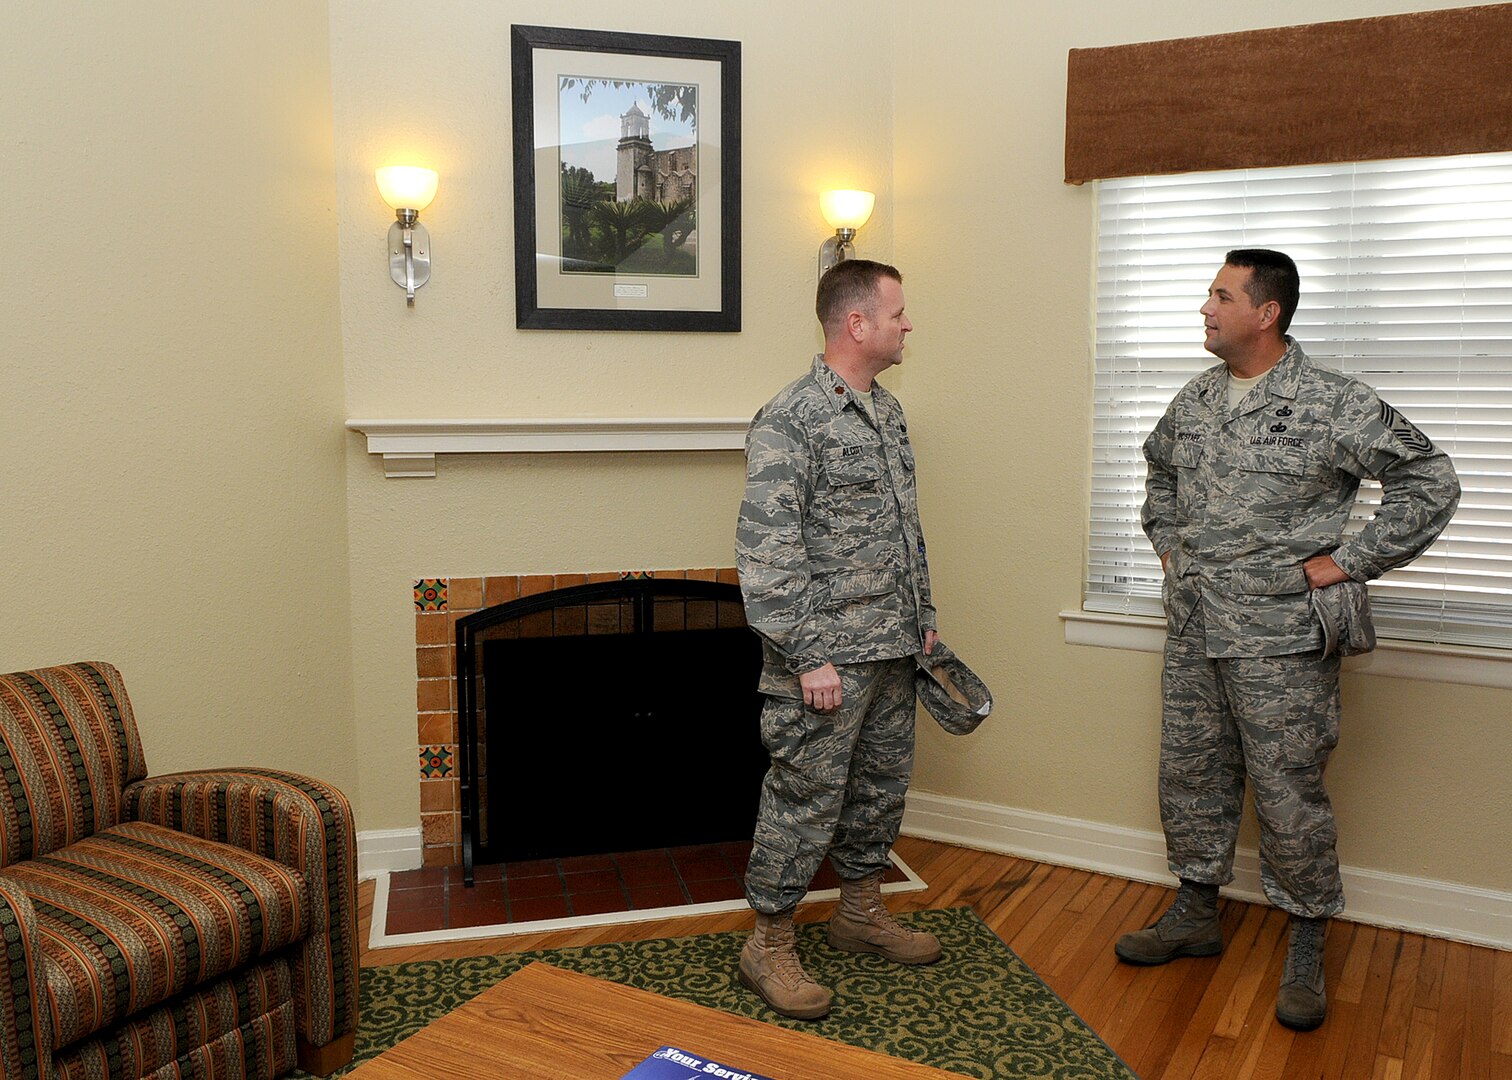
[413,567,742,868]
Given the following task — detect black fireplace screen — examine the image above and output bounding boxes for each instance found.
[455,578,766,884]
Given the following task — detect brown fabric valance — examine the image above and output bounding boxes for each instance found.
[1065,4,1512,184]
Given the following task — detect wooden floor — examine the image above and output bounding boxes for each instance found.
[358,837,1512,1079]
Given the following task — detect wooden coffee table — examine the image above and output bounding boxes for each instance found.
[345,961,969,1079]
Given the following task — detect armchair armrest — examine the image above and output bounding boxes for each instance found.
[123,770,358,1060]
[0,874,53,1080]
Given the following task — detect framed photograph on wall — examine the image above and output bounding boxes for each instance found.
[511,24,741,332]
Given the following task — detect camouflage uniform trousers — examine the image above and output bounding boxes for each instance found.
[1160,603,1345,920]
[744,656,916,915]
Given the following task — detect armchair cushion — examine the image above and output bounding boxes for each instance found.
[53,955,295,1080]
[2,822,309,1050]
[0,665,147,866]
[125,770,358,1053]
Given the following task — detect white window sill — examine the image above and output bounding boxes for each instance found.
[1061,609,1512,690]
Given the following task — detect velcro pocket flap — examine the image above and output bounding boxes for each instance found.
[1234,448,1309,477]
[829,569,893,600]
[1226,565,1309,596]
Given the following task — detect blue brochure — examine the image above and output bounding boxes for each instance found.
[620,1045,776,1080]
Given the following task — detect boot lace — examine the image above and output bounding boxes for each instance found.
[1152,885,1197,932]
[861,896,911,938]
[759,922,814,989]
[1284,921,1324,986]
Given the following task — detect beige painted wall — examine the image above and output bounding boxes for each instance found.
[894,0,1512,893]
[2,5,356,786]
[328,0,897,831]
[7,0,1506,896]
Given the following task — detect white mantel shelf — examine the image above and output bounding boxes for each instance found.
[346,417,749,478]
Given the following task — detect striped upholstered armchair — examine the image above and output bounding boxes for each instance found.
[0,662,358,1080]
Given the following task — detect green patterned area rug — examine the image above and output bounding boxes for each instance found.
[295,908,1134,1079]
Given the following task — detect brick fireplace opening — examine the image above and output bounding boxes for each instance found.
[413,569,757,870]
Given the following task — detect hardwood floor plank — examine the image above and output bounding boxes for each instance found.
[1278,1005,1328,1077]
[1190,1034,1237,1080]
[1416,935,1448,1011]
[1039,875,1134,977]
[998,864,1086,950]
[1309,995,1357,1080]
[1063,888,1167,1033]
[1213,903,1282,1038]
[1162,905,1278,1080]
[1230,951,1298,1080]
[1052,878,1151,990]
[1341,931,1404,1077]
[1378,933,1424,1061]
[1137,959,1231,1078]
[1430,941,1471,1079]
[1402,1005,1437,1080]
[1462,945,1496,1079]
[1339,923,1380,1006]
[352,838,1509,1080]
[1495,948,1512,1056]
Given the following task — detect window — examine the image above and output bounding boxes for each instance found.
[1088,152,1512,649]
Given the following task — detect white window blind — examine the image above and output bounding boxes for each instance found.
[1089,152,1512,649]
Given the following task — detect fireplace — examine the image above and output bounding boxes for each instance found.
[452,574,766,884]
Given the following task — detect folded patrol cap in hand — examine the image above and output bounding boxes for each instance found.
[915,639,993,735]
[1310,579,1376,658]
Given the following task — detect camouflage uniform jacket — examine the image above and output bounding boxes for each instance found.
[1143,338,1460,658]
[737,354,935,695]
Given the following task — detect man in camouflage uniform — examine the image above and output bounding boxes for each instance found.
[1117,249,1460,1031]
[735,259,940,1020]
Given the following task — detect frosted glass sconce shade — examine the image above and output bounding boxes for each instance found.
[818,189,876,279]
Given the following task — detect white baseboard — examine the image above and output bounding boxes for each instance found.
[902,791,1512,951]
[358,827,422,879]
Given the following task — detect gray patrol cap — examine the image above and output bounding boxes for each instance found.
[915,640,993,735]
[1310,579,1376,658]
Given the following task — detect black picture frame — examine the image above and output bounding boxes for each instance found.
[511,24,741,332]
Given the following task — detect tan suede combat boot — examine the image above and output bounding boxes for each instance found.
[738,912,832,1020]
[1275,916,1328,1031]
[1114,880,1223,964]
[827,872,942,964]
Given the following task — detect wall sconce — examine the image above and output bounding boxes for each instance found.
[375,166,438,305]
[818,189,875,279]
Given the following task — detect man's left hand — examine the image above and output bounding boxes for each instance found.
[924,629,938,656]
[1303,554,1350,590]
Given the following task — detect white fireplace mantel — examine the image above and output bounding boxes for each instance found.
[346,417,749,478]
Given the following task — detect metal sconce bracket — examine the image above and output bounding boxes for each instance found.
[388,210,431,305]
